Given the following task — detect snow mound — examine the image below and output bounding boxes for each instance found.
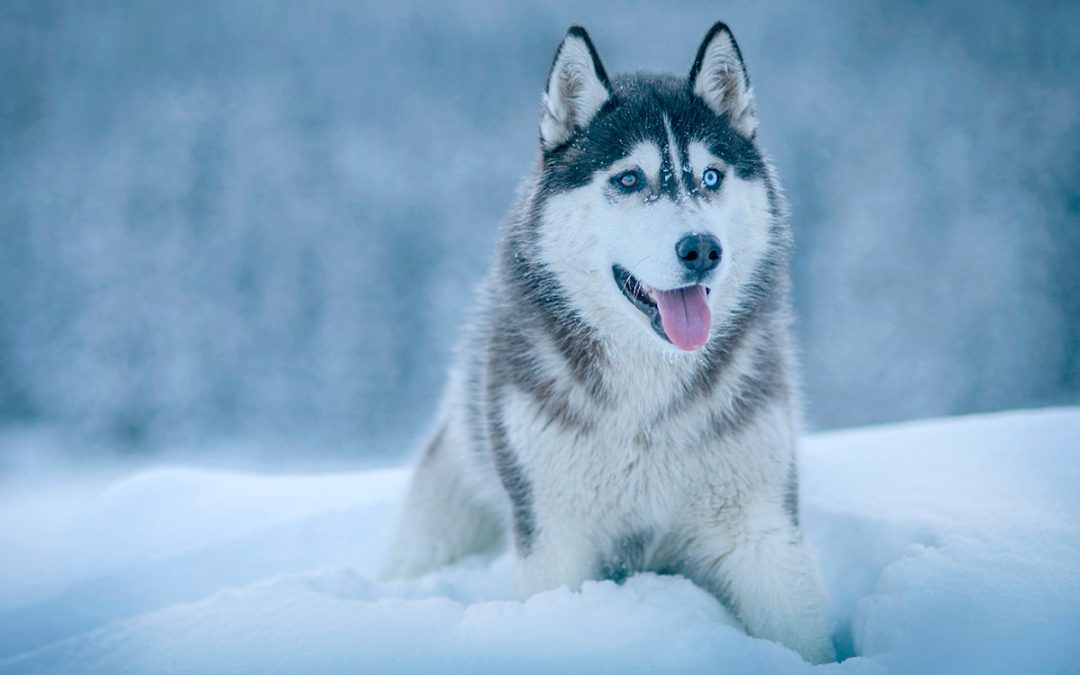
[1,408,1078,674]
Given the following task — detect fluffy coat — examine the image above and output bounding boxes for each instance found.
[383,22,835,664]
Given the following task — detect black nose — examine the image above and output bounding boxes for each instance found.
[675,234,722,275]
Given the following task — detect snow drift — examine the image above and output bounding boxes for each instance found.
[1,408,1078,674]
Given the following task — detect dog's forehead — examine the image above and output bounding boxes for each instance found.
[614,141,663,175]
[607,76,704,144]
[541,73,765,193]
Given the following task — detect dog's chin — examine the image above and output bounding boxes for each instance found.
[611,265,713,352]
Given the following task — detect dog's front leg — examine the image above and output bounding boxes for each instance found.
[512,515,601,599]
[683,503,836,664]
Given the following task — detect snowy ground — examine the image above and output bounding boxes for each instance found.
[0,408,1078,674]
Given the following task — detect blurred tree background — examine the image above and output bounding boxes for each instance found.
[1,0,1077,463]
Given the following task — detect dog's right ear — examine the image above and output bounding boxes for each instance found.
[540,26,612,151]
[689,22,757,139]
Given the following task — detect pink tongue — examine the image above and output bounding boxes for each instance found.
[653,285,711,351]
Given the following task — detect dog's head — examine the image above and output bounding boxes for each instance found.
[534,23,781,353]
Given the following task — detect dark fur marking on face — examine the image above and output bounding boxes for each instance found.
[540,74,766,198]
[599,529,653,584]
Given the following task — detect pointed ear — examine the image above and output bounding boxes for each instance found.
[689,22,757,139]
[540,26,612,151]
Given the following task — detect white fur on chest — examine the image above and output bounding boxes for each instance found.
[496,327,794,539]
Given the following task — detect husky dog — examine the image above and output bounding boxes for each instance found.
[383,22,835,663]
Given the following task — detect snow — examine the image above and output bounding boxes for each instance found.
[1,408,1078,674]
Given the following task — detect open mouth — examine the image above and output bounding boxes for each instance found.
[612,265,712,351]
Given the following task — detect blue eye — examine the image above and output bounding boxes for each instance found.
[702,168,723,190]
[612,169,645,192]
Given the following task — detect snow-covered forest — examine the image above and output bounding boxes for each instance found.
[1,1,1077,462]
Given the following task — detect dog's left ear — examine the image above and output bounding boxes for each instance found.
[689,22,757,139]
[540,26,612,151]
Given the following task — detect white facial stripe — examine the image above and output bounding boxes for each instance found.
[610,142,662,179]
[662,115,688,199]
